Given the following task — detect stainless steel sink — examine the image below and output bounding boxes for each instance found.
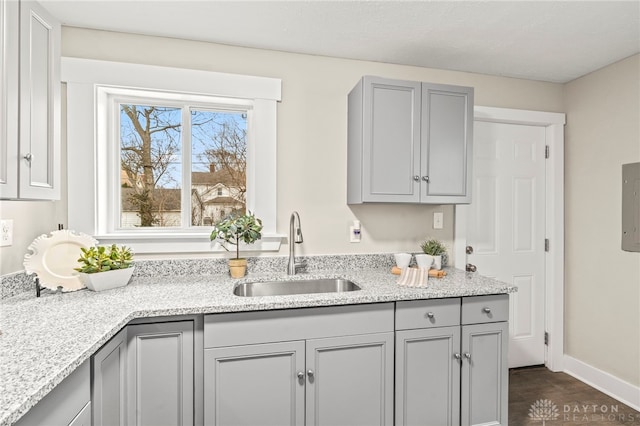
[233,278,361,297]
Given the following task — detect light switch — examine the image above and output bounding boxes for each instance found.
[433,212,444,229]
[1,220,13,247]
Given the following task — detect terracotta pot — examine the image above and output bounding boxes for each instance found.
[228,258,247,278]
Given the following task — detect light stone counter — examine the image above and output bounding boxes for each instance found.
[0,264,515,426]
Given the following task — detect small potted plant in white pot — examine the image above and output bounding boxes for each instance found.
[75,244,134,291]
[210,211,263,278]
[420,239,447,270]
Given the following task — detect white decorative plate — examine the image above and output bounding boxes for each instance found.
[24,230,98,292]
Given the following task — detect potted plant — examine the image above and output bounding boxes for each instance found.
[210,212,263,278]
[420,238,447,270]
[75,244,135,291]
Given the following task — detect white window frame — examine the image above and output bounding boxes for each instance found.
[63,58,282,253]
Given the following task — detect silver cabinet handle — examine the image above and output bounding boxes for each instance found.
[426,312,435,319]
[464,352,471,359]
[23,153,32,162]
[422,176,429,182]
[454,353,461,360]
[413,175,420,182]
[297,371,305,380]
[483,307,491,314]
[307,369,314,378]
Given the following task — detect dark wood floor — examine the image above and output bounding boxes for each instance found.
[509,366,640,425]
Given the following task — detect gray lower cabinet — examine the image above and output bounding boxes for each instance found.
[92,320,195,426]
[15,360,90,426]
[127,321,194,426]
[347,76,473,204]
[92,328,127,426]
[203,303,395,426]
[205,341,306,426]
[68,402,92,426]
[396,326,462,426]
[461,322,509,426]
[395,295,508,426]
[306,333,394,426]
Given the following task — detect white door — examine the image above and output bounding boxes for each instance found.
[463,120,546,368]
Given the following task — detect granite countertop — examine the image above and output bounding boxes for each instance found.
[0,266,515,426]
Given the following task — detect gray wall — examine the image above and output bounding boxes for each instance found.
[564,54,640,387]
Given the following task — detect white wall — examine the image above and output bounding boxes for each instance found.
[564,54,640,387]
[1,27,563,273]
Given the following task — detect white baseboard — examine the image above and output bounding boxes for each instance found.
[564,355,640,412]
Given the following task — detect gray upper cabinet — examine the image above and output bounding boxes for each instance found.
[0,0,19,199]
[348,76,473,204]
[0,0,60,200]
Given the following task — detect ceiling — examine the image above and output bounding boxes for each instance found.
[42,0,640,83]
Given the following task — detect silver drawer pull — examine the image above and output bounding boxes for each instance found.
[426,312,435,319]
[483,307,491,314]
[464,352,471,359]
[454,353,461,360]
[307,369,314,378]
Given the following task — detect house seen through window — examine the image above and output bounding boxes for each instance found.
[119,104,247,229]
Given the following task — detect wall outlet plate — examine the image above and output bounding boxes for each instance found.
[1,219,14,247]
[433,212,444,229]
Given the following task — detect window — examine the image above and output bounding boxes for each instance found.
[63,58,281,253]
[117,101,247,229]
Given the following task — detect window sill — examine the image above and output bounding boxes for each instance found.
[94,233,285,254]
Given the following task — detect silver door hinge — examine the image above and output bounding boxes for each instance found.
[544,332,549,345]
[545,145,550,159]
[545,239,550,252]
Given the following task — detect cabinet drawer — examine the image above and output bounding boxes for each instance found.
[462,294,509,324]
[205,303,394,348]
[395,298,461,330]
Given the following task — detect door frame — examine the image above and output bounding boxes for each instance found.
[453,106,566,372]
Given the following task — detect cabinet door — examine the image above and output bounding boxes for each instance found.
[361,76,421,203]
[68,402,91,426]
[395,327,461,426]
[306,332,394,426]
[421,83,473,204]
[204,341,305,426]
[0,0,19,198]
[19,1,60,199]
[127,321,194,426]
[92,329,127,426]
[461,322,508,426]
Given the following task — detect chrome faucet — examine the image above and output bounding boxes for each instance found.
[288,211,304,275]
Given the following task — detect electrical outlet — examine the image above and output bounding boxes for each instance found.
[1,220,14,247]
[433,212,444,229]
[350,220,361,243]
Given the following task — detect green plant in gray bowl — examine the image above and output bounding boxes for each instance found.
[75,244,134,274]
